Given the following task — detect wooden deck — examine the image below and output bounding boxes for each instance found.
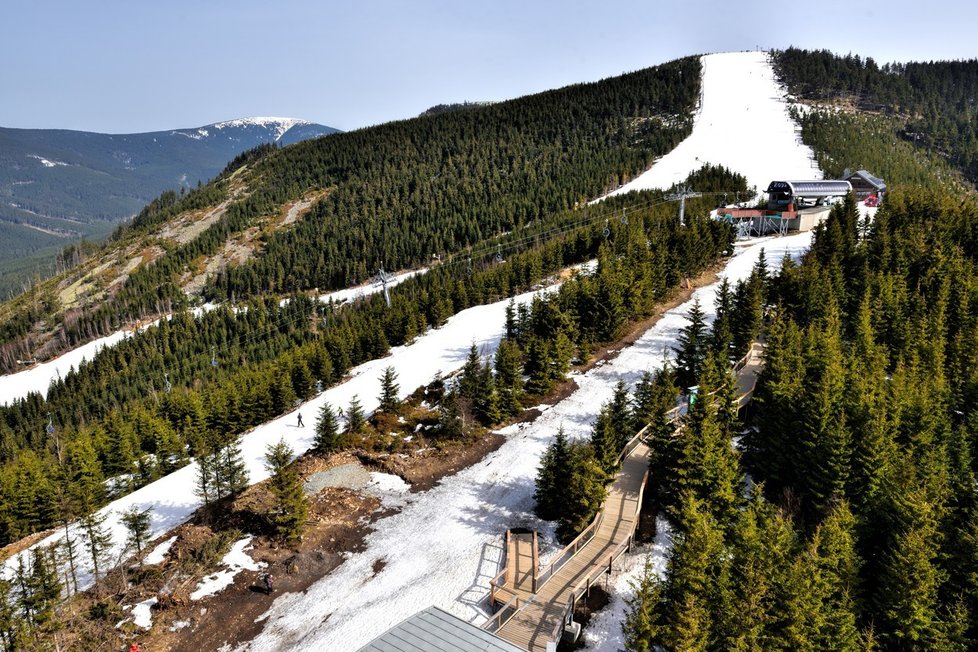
[487,343,764,651]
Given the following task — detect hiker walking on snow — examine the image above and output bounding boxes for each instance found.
[297,412,304,428]
[264,573,274,594]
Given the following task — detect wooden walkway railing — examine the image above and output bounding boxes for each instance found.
[484,343,765,651]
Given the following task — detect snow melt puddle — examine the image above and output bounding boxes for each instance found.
[143,535,177,565]
[190,536,265,601]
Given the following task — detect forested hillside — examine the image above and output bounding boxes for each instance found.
[0,57,700,374]
[774,47,978,182]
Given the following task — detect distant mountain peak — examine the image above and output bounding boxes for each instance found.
[209,117,312,141]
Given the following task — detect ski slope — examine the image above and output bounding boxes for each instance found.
[602,51,818,199]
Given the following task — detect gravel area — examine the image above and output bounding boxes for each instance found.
[303,464,371,495]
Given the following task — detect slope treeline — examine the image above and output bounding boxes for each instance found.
[774,47,978,182]
[624,192,978,650]
[0,57,701,371]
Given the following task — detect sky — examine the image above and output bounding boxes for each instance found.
[2,0,975,134]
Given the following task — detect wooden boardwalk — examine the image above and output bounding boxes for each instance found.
[486,343,764,651]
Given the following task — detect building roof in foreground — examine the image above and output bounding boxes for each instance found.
[357,606,525,652]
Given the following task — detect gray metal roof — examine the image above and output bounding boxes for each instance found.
[847,169,887,190]
[358,606,525,652]
[767,180,853,197]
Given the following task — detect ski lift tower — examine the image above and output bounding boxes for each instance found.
[666,186,702,226]
[374,266,396,307]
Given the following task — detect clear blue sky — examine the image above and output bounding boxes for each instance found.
[3,0,975,133]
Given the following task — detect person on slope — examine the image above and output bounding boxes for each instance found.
[297,412,305,428]
[264,573,274,594]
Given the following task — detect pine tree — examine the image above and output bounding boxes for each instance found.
[264,439,308,544]
[120,506,153,554]
[590,405,618,473]
[609,379,633,451]
[346,395,366,434]
[378,366,400,414]
[556,443,607,541]
[314,402,342,453]
[23,546,61,629]
[195,450,216,505]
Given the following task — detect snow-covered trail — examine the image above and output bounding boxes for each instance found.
[0,281,554,590]
[601,51,818,199]
[240,232,813,652]
[0,269,423,406]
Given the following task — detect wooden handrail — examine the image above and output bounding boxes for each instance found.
[489,529,512,604]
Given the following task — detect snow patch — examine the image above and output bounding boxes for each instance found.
[27,154,68,168]
[131,597,158,629]
[190,536,265,601]
[143,535,177,565]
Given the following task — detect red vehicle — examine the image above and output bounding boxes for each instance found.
[864,194,880,207]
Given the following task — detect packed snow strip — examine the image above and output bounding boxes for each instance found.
[0,267,426,406]
[190,536,265,601]
[599,51,819,201]
[142,535,178,565]
[0,280,564,593]
[237,233,813,652]
[0,302,216,405]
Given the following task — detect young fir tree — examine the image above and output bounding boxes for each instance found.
[623,557,663,652]
[23,546,61,630]
[710,277,735,362]
[459,343,482,400]
[120,506,153,554]
[345,395,366,434]
[608,379,633,451]
[473,361,502,426]
[195,450,216,505]
[556,443,607,542]
[534,427,571,521]
[494,338,524,417]
[674,298,707,390]
[215,437,249,499]
[437,390,465,439]
[80,509,113,585]
[590,406,619,474]
[264,439,308,544]
[313,402,342,453]
[377,366,400,414]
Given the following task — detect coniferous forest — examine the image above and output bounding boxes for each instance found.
[623,190,978,649]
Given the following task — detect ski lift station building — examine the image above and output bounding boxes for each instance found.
[717,173,883,238]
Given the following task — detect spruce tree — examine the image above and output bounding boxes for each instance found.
[80,510,113,585]
[377,366,400,414]
[264,439,308,543]
[711,277,734,362]
[120,506,153,554]
[346,395,366,434]
[437,390,465,439]
[473,362,501,426]
[494,338,524,416]
[623,557,663,652]
[534,428,570,521]
[675,298,707,390]
[314,402,342,453]
[215,437,249,499]
[459,343,481,400]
